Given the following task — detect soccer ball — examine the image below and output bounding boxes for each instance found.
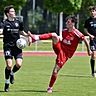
[16,38,27,49]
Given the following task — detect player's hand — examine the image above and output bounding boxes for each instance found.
[88,50,92,56]
[90,35,95,40]
[28,31,33,38]
[28,36,32,46]
[28,31,36,43]
[28,31,32,46]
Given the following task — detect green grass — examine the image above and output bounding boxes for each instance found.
[0,55,96,96]
[0,40,86,51]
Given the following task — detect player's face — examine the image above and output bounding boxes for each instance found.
[66,19,74,29]
[8,8,16,18]
[90,9,96,17]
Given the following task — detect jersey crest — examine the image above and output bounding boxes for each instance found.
[15,22,19,27]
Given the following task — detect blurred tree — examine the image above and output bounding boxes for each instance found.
[79,0,96,33]
[44,0,82,14]
[0,0,26,15]
[81,0,96,11]
[44,0,96,34]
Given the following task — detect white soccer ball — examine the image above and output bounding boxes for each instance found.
[16,38,27,49]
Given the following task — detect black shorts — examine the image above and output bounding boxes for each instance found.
[90,38,96,51]
[3,43,23,60]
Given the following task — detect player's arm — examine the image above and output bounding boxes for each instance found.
[20,31,29,37]
[20,31,32,46]
[0,22,4,35]
[83,37,92,56]
[0,29,3,35]
[84,28,94,40]
[76,29,92,56]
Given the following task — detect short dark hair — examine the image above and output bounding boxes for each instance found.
[4,5,14,16]
[89,5,96,11]
[65,15,77,23]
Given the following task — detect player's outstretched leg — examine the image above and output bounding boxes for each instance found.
[28,31,59,44]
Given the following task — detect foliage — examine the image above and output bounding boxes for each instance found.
[44,0,82,14]
[44,0,96,14]
[28,7,44,33]
[0,0,26,14]
[79,0,96,33]
[81,0,96,11]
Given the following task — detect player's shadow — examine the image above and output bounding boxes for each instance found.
[18,89,47,93]
[0,89,47,93]
[59,74,91,78]
[0,90,5,92]
[14,89,58,93]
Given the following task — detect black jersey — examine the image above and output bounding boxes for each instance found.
[0,19,24,45]
[84,17,96,36]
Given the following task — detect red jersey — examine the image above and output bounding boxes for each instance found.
[61,28,84,58]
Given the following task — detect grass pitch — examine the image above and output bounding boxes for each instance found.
[0,55,96,96]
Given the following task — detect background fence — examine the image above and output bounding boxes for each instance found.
[0,36,89,52]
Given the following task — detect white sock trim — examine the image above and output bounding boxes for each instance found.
[10,71,14,75]
[5,79,9,84]
[35,35,39,40]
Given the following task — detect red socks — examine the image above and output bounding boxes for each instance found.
[49,72,57,88]
[39,33,52,40]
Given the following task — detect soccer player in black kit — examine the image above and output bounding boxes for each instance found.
[0,5,31,92]
[84,6,96,77]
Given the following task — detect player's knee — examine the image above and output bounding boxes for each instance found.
[7,64,12,70]
[16,58,22,68]
[92,55,96,59]
[52,33,59,44]
[52,33,57,36]
[94,54,96,59]
[91,51,96,59]
[16,63,22,68]
[52,33,58,39]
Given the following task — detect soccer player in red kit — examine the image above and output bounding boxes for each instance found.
[28,15,91,93]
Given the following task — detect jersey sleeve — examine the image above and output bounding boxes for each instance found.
[84,20,89,29]
[62,29,67,36]
[74,29,85,40]
[0,21,5,29]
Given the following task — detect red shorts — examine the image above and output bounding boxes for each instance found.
[53,40,68,68]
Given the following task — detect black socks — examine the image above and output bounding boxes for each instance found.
[90,59,95,74]
[12,65,20,73]
[5,67,11,79]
